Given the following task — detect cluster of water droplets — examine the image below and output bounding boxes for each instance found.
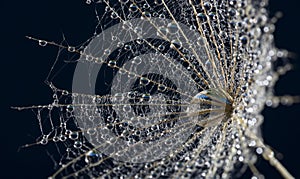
[18,0,298,178]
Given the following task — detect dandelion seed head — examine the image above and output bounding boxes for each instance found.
[18,0,298,178]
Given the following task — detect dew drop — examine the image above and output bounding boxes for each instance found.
[256,147,263,154]
[167,22,179,34]
[240,35,249,45]
[87,128,97,135]
[68,46,75,52]
[141,93,151,102]
[154,0,163,5]
[40,135,48,145]
[197,13,207,22]
[129,4,138,12]
[85,150,100,164]
[158,44,165,51]
[38,40,47,47]
[74,141,83,149]
[132,56,142,64]
[140,77,150,85]
[203,2,212,11]
[69,131,79,140]
[158,84,166,92]
[104,48,111,55]
[108,60,117,67]
[118,0,129,4]
[111,12,118,19]
[142,11,151,18]
[124,44,132,50]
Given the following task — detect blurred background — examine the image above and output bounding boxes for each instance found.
[1,0,300,178]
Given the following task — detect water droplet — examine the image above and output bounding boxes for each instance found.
[118,0,129,4]
[240,35,249,45]
[228,8,236,16]
[85,150,100,164]
[86,55,93,61]
[142,11,151,18]
[129,4,138,12]
[171,40,182,49]
[158,44,165,51]
[140,77,150,85]
[108,60,117,67]
[158,84,166,92]
[104,48,111,55]
[158,27,168,37]
[87,128,97,135]
[40,135,48,145]
[167,22,179,34]
[203,2,212,11]
[141,93,151,102]
[66,105,73,112]
[111,12,118,19]
[59,135,67,142]
[154,0,163,5]
[256,147,263,154]
[38,40,47,47]
[132,56,142,64]
[74,141,82,149]
[68,46,75,52]
[111,36,117,41]
[69,132,79,140]
[124,44,131,50]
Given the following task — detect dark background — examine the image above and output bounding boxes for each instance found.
[1,0,300,178]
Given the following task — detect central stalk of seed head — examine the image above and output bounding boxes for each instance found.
[187,88,233,127]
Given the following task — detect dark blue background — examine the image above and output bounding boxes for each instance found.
[1,1,300,178]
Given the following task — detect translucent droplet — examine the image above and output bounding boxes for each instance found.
[129,4,138,12]
[73,141,83,149]
[111,36,117,41]
[69,132,79,140]
[108,60,117,67]
[203,2,212,11]
[141,93,151,102]
[154,0,163,5]
[85,150,100,164]
[132,56,142,64]
[228,8,236,17]
[171,40,182,49]
[53,136,59,142]
[59,135,67,142]
[167,22,179,34]
[140,77,150,85]
[240,35,249,45]
[142,11,151,18]
[104,48,111,55]
[197,13,207,22]
[87,128,96,135]
[158,84,166,92]
[38,40,47,47]
[158,44,165,51]
[66,105,73,112]
[118,0,129,4]
[111,12,118,19]
[158,27,168,38]
[124,44,131,50]
[40,135,48,145]
[68,46,75,52]
[86,55,93,61]
[256,147,263,154]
